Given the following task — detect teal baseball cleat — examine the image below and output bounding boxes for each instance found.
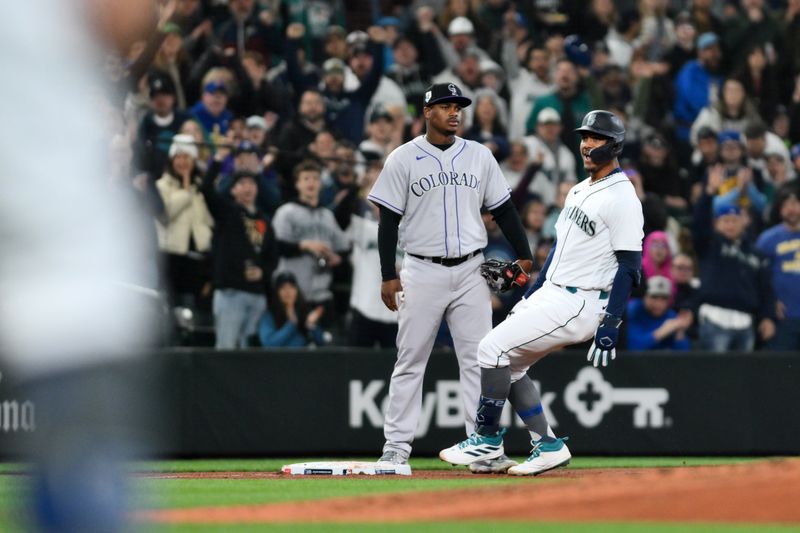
[439,428,506,465]
[508,437,571,475]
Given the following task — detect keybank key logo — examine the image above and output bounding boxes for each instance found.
[563,367,669,428]
[348,371,669,438]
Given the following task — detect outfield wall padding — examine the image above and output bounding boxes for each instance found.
[1,349,798,457]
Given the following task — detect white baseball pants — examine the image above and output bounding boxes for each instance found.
[478,281,607,381]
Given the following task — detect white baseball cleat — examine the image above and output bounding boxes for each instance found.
[439,428,506,465]
[507,437,571,476]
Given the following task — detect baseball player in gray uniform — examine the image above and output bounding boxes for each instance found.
[368,83,533,472]
[439,110,644,475]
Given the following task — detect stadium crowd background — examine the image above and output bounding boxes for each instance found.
[107,0,800,352]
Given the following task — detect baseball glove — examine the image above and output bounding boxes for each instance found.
[480,259,530,292]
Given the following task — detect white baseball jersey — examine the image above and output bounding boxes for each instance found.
[368,135,511,258]
[478,169,643,379]
[347,212,401,323]
[0,1,154,378]
[547,169,644,290]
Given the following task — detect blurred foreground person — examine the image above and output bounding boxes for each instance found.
[0,1,158,530]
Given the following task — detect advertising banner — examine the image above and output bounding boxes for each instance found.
[1,350,797,457]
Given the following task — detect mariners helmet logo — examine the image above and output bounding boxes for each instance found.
[586,113,597,126]
[424,90,432,103]
[448,83,458,96]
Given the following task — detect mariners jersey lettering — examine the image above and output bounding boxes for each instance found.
[548,170,643,290]
[368,135,511,257]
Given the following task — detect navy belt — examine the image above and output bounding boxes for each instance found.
[565,286,610,299]
[409,249,482,267]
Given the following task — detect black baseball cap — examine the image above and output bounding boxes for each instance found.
[149,72,175,97]
[231,169,258,185]
[369,106,393,123]
[423,83,472,108]
[273,271,298,289]
[696,125,718,141]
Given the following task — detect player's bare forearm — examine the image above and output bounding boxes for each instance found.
[381,279,403,311]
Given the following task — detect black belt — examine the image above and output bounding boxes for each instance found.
[409,249,482,267]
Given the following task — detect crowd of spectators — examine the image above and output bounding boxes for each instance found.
[105,0,800,352]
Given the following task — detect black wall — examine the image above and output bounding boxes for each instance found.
[1,349,798,457]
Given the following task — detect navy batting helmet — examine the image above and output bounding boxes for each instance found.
[574,110,625,164]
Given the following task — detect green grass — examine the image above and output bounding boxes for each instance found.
[1,457,793,532]
[129,456,781,510]
[0,457,776,511]
[134,455,766,473]
[138,476,525,509]
[0,455,768,475]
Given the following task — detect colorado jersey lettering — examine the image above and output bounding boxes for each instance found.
[368,135,510,258]
[548,170,644,290]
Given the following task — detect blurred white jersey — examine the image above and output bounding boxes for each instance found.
[0,1,152,377]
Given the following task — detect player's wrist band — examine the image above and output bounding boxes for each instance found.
[601,313,623,328]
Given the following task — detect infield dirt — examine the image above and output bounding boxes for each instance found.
[138,458,800,524]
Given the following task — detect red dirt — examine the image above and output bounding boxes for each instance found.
[137,459,800,524]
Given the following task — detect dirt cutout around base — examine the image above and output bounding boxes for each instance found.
[138,459,800,524]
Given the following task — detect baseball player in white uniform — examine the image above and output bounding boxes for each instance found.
[368,83,534,472]
[0,1,159,528]
[440,110,644,475]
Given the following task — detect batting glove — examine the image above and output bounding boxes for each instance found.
[587,313,623,368]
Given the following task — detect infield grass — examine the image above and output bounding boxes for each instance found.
[135,455,764,473]
[0,457,793,532]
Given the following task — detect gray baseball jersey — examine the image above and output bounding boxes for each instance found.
[368,135,511,257]
[272,201,349,303]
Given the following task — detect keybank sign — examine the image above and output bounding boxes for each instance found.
[349,367,669,437]
[0,372,36,433]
